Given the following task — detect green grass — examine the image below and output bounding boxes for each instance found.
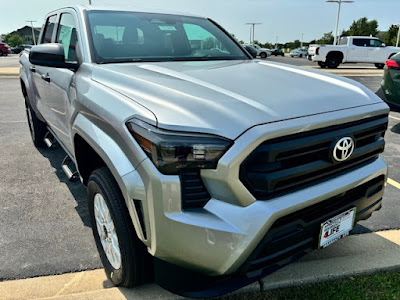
[223,272,400,300]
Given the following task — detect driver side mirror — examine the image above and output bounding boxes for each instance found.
[382,43,386,47]
[29,43,79,70]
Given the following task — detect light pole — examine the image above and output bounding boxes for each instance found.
[89,0,92,4]
[245,23,262,46]
[326,0,354,45]
[301,33,304,48]
[394,24,400,47]
[26,21,37,45]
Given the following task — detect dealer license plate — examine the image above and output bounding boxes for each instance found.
[319,208,356,249]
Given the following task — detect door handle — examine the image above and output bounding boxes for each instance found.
[41,73,51,82]
[29,66,36,73]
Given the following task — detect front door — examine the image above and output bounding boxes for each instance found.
[45,12,80,154]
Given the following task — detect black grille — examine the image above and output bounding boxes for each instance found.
[240,115,388,199]
[241,175,385,274]
[180,171,210,209]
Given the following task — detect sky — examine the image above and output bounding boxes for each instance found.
[1,0,398,44]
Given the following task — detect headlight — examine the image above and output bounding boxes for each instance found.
[127,119,232,175]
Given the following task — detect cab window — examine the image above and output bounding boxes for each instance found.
[42,15,57,44]
[352,39,369,47]
[56,13,78,62]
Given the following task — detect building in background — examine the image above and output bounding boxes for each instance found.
[9,26,41,45]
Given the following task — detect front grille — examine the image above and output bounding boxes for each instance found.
[180,171,211,209]
[240,115,388,199]
[241,175,385,274]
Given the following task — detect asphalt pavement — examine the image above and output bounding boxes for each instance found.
[0,54,399,285]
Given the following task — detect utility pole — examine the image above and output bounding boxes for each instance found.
[275,36,278,49]
[26,21,37,45]
[89,0,92,4]
[326,0,354,45]
[245,23,262,46]
[301,33,304,48]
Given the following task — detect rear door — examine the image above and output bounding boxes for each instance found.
[347,38,370,62]
[30,14,57,120]
[44,10,80,153]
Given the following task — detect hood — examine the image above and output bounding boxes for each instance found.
[92,60,381,140]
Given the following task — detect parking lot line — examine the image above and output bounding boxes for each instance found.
[388,178,400,190]
[389,115,400,121]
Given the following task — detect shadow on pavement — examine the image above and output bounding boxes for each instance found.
[37,144,91,227]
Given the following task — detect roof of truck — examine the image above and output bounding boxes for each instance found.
[47,5,204,18]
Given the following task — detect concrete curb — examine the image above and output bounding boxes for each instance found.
[1,230,399,300]
[0,67,19,76]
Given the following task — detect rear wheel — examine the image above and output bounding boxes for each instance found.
[88,167,152,287]
[375,63,385,69]
[326,55,340,69]
[260,52,267,59]
[25,99,47,148]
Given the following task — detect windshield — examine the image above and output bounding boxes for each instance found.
[87,11,249,63]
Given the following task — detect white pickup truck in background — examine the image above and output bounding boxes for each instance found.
[310,36,400,69]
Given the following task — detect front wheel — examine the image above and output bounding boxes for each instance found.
[375,63,385,69]
[260,52,267,59]
[88,167,151,287]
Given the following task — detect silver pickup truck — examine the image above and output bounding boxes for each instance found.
[20,5,389,298]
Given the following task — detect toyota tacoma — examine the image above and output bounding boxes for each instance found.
[19,5,389,298]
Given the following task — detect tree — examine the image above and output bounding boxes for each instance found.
[382,25,399,46]
[4,34,24,47]
[316,32,334,45]
[345,17,379,37]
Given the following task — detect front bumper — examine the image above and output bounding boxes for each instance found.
[153,171,385,298]
[121,103,388,279]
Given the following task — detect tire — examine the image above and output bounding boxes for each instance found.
[326,56,340,69]
[375,63,385,69]
[88,167,151,287]
[260,52,267,59]
[318,61,327,68]
[25,99,47,148]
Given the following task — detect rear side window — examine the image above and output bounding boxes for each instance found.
[42,15,57,44]
[56,13,78,62]
[352,39,369,47]
[392,52,400,60]
[339,37,348,45]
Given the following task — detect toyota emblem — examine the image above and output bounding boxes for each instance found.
[333,137,355,162]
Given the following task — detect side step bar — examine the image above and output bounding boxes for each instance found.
[62,156,80,182]
[43,130,80,182]
[44,132,57,148]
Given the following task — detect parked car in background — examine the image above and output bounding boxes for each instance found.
[250,44,272,58]
[243,44,257,58]
[12,44,33,54]
[311,36,400,69]
[290,48,308,58]
[270,49,284,56]
[0,43,11,56]
[378,53,400,108]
